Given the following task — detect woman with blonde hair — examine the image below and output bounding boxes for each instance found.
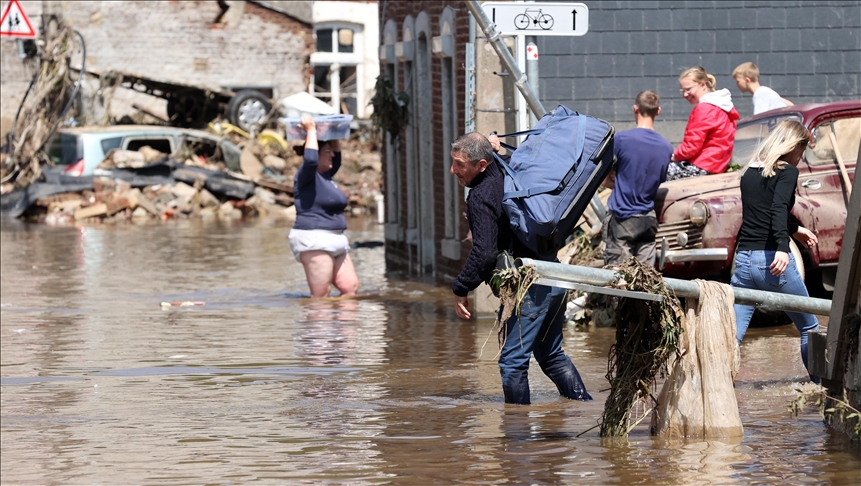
[731,119,819,382]
[668,66,740,180]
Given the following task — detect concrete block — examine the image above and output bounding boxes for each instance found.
[771,29,808,52]
[643,54,673,77]
[742,30,771,54]
[585,54,615,78]
[714,31,744,54]
[125,188,141,209]
[657,31,686,54]
[756,53,787,75]
[614,54,644,78]
[814,5,843,28]
[544,78,574,101]
[262,155,287,172]
[134,193,159,215]
[643,10,672,31]
[728,9,757,29]
[786,6,817,28]
[473,283,500,316]
[600,77,631,100]
[827,74,859,97]
[171,181,198,198]
[600,32,630,54]
[614,10,644,32]
[757,7,787,29]
[829,28,859,51]
[541,36,571,56]
[75,203,108,220]
[572,79,602,101]
[556,57,586,78]
[813,52,844,75]
[630,32,659,54]
[240,148,264,179]
[106,197,130,215]
[671,9,700,31]
[844,6,861,28]
[194,188,220,208]
[686,31,715,53]
[787,54,817,75]
[700,9,729,30]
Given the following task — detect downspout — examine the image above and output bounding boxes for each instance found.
[463,0,546,120]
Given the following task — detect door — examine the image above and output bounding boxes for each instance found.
[797,114,860,263]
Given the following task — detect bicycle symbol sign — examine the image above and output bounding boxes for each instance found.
[481,2,589,37]
[515,8,555,31]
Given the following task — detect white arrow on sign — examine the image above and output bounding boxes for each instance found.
[481,2,589,37]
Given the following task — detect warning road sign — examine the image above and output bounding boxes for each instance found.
[1,0,37,38]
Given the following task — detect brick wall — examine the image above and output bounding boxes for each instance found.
[379,0,470,281]
[537,0,860,143]
[1,1,313,134]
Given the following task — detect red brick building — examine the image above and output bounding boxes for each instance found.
[379,1,472,284]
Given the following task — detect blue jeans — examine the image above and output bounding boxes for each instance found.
[730,250,819,378]
[498,285,592,404]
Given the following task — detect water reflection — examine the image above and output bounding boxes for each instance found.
[2,218,859,484]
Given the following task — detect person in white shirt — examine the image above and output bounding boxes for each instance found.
[732,62,794,115]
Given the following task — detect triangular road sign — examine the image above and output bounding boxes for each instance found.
[0,0,37,38]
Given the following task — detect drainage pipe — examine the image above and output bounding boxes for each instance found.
[517,258,833,316]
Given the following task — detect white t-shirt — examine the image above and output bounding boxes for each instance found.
[752,86,788,114]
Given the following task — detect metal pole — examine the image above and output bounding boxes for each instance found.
[463,0,546,120]
[525,39,539,127]
[517,258,833,316]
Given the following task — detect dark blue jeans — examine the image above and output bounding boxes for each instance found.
[731,250,819,380]
[498,285,592,404]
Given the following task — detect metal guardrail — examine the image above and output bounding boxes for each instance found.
[517,258,833,316]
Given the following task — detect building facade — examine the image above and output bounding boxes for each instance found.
[379,0,860,286]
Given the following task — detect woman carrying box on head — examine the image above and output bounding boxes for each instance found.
[288,115,359,298]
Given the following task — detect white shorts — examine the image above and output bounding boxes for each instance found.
[288,228,350,262]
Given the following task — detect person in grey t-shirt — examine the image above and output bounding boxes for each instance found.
[732,62,794,115]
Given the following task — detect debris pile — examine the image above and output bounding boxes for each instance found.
[1,124,382,225]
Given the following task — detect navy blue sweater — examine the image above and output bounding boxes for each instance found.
[292,149,348,231]
[452,159,538,297]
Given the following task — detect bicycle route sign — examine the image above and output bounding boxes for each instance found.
[481,2,589,37]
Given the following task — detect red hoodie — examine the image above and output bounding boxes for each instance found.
[674,101,740,174]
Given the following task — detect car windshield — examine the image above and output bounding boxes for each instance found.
[45,133,83,166]
[731,114,802,169]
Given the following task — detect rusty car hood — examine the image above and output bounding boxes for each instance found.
[654,172,742,217]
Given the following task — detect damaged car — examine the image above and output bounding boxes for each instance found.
[655,99,860,293]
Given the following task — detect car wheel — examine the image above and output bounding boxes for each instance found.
[227,90,272,132]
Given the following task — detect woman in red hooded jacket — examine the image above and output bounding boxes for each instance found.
[668,66,741,181]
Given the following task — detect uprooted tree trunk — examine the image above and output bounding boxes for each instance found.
[651,280,743,439]
[2,22,79,189]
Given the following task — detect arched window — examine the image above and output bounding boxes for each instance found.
[435,7,460,261]
[381,19,402,242]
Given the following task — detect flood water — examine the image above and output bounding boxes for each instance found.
[2,217,859,485]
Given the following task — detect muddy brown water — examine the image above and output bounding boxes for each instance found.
[2,217,859,485]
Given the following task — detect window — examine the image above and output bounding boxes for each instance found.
[312,23,363,117]
[316,28,354,53]
[100,137,122,154]
[731,114,802,168]
[806,116,861,166]
[125,138,172,154]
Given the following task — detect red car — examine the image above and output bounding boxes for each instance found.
[655,100,860,292]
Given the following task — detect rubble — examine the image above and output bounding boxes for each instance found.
[1,123,382,225]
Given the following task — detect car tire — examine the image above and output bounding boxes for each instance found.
[227,90,272,133]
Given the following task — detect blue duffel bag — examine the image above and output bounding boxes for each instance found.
[495,105,615,258]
